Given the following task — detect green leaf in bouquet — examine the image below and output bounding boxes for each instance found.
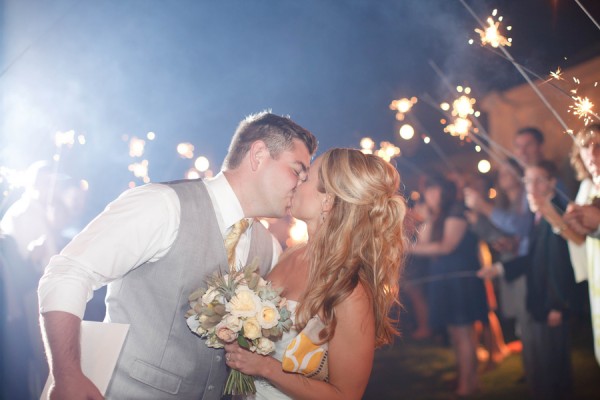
[237,334,250,349]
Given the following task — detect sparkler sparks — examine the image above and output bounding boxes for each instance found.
[473,10,512,48]
[440,88,478,140]
[389,97,418,121]
[569,96,595,126]
[549,67,563,81]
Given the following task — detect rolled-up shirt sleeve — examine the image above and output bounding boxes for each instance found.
[38,184,180,318]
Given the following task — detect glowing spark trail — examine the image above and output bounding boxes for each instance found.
[569,96,595,126]
[474,11,512,48]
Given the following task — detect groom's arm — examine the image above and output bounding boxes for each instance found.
[40,311,103,400]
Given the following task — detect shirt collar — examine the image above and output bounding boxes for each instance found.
[203,172,251,234]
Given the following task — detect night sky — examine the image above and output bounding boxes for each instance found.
[1,0,599,220]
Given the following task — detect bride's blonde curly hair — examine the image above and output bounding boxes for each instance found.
[295,148,407,347]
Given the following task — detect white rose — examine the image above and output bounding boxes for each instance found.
[255,337,275,355]
[242,317,262,340]
[257,301,280,329]
[226,286,262,318]
[221,314,243,332]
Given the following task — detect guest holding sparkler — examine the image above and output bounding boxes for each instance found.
[408,174,488,397]
[464,159,532,359]
[564,123,600,366]
[479,160,576,400]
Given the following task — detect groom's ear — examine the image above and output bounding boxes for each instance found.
[249,140,268,171]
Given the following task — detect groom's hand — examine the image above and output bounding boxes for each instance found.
[50,371,103,400]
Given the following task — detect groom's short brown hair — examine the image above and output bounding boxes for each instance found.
[223,111,317,170]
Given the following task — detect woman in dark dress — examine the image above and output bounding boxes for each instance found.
[409,174,488,397]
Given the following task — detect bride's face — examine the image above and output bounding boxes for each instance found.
[290,155,326,222]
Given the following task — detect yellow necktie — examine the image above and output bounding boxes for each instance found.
[224,218,250,271]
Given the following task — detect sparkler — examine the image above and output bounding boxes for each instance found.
[359,137,401,161]
[459,0,576,140]
[473,10,512,48]
[389,97,418,121]
[574,0,600,31]
[569,96,595,126]
[549,67,563,81]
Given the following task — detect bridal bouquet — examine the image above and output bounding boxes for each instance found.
[186,260,292,395]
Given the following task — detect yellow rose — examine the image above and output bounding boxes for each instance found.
[226,286,262,318]
[243,317,262,340]
[257,302,280,329]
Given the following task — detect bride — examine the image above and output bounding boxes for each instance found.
[224,148,406,399]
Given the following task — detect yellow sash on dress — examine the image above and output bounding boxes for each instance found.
[281,316,329,382]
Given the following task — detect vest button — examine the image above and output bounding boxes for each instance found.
[208,385,214,391]
[215,355,222,362]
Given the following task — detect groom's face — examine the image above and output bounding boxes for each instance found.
[258,139,311,217]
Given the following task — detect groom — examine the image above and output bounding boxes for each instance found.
[38,111,317,399]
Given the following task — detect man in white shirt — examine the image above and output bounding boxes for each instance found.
[38,111,317,399]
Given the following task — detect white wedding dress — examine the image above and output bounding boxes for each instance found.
[253,300,298,400]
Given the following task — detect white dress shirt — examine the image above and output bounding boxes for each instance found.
[38,172,281,318]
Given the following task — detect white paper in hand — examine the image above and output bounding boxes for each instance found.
[40,321,130,399]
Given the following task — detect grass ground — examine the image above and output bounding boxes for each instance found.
[363,317,600,399]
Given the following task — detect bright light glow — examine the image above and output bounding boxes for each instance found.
[475,145,481,152]
[423,136,431,144]
[55,130,75,147]
[390,97,418,120]
[185,168,200,179]
[376,141,401,162]
[478,159,491,174]
[399,124,415,140]
[289,218,308,244]
[77,135,86,145]
[129,137,146,157]
[360,137,375,150]
[194,156,210,172]
[177,142,195,159]
[475,13,512,48]
[128,159,149,179]
[147,132,156,140]
[440,102,450,111]
[569,96,595,126]
[80,179,89,191]
[396,98,412,113]
[453,96,475,117]
[489,188,497,199]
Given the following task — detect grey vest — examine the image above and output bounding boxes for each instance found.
[104,180,273,399]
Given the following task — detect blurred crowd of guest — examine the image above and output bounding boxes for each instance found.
[401,124,600,399]
[0,161,93,399]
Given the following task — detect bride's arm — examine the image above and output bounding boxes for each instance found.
[224,285,375,400]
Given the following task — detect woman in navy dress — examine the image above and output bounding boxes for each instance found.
[409,174,488,397]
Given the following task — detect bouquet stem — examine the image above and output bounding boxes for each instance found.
[223,369,256,395]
